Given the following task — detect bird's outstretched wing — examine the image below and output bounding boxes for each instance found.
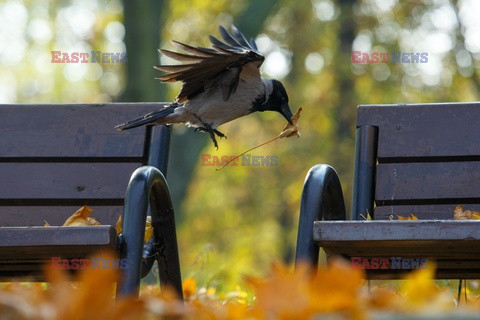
[155,25,264,103]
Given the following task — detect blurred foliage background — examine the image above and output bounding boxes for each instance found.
[1,0,479,291]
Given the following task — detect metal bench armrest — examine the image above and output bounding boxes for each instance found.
[117,166,182,298]
[295,164,346,267]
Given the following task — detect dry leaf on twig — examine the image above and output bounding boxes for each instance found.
[217,108,302,171]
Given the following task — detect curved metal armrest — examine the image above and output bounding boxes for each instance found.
[117,166,182,298]
[295,164,346,266]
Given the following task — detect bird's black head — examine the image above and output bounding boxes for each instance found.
[260,79,293,124]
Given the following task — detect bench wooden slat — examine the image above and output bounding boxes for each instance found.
[375,162,480,203]
[0,103,165,159]
[357,103,480,159]
[0,226,116,247]
[314,220,480,241]
[0,162,140,200]
[374,204,480,220]
[0,206,122,227]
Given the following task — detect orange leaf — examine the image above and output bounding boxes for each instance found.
[277,107,302,139]
[115,215,153,243]
[44,250,146,320]
[308,259,365,315]
[247,262,313,319]
[182,277,196,299]
[115,215,122,234]
[144,216,153,243]
[247,259,366,319]
[397,214,418,220]
[63,205,101,226]
[400,262,455,311]
[453,205,480,220]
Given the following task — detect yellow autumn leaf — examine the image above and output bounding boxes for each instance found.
[63,205,101,226]
[247,262,313,319]
[115,215,153,243]
[308,258,365,317]
[247,259,366,320]
[182,277,196,299]
[144,216,153,243]
[366,287,404,312]
[44,250,145,320]
[397,214,418,220]
[115,215,122,234]
[400,262,455,312]
[453,205,480,220]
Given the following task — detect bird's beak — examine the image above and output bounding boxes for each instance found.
[280,103,294,125]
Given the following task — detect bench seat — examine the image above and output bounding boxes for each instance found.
[0,226,116,278]
[315,220,480,278]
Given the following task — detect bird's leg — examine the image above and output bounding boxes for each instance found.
[192,114,224,149]
[205,125,219,149]
[194,125,219,149]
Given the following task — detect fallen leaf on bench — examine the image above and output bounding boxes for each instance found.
[63,205,101,226]
[116,215,122,234]
[145,217,154,243]
[453,205,480,220]
[396,214,418,220]
[116,215,154,243]
[217,108,302,170]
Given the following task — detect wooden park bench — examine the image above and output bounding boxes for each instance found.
[0,103,182,297]
[295,102,480,278]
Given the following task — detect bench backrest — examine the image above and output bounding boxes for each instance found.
[353,103,480,220]
[0,103,170,226]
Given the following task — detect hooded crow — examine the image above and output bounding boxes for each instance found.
[115,25,293,149]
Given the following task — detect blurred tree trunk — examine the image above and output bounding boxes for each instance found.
[333,0,357,214]
[451,0,480,96]
[168,0,280,221]
[120,0,168,102]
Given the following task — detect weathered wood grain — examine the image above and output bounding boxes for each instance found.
[0,162,140,200]
[375,162,480,203]
[357,103,480,159]
[0,103,167,158]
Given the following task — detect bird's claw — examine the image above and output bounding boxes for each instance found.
[195,124,221,149]
[213,129,227,139]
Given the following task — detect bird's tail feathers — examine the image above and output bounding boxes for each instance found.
[115,103,179,131]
